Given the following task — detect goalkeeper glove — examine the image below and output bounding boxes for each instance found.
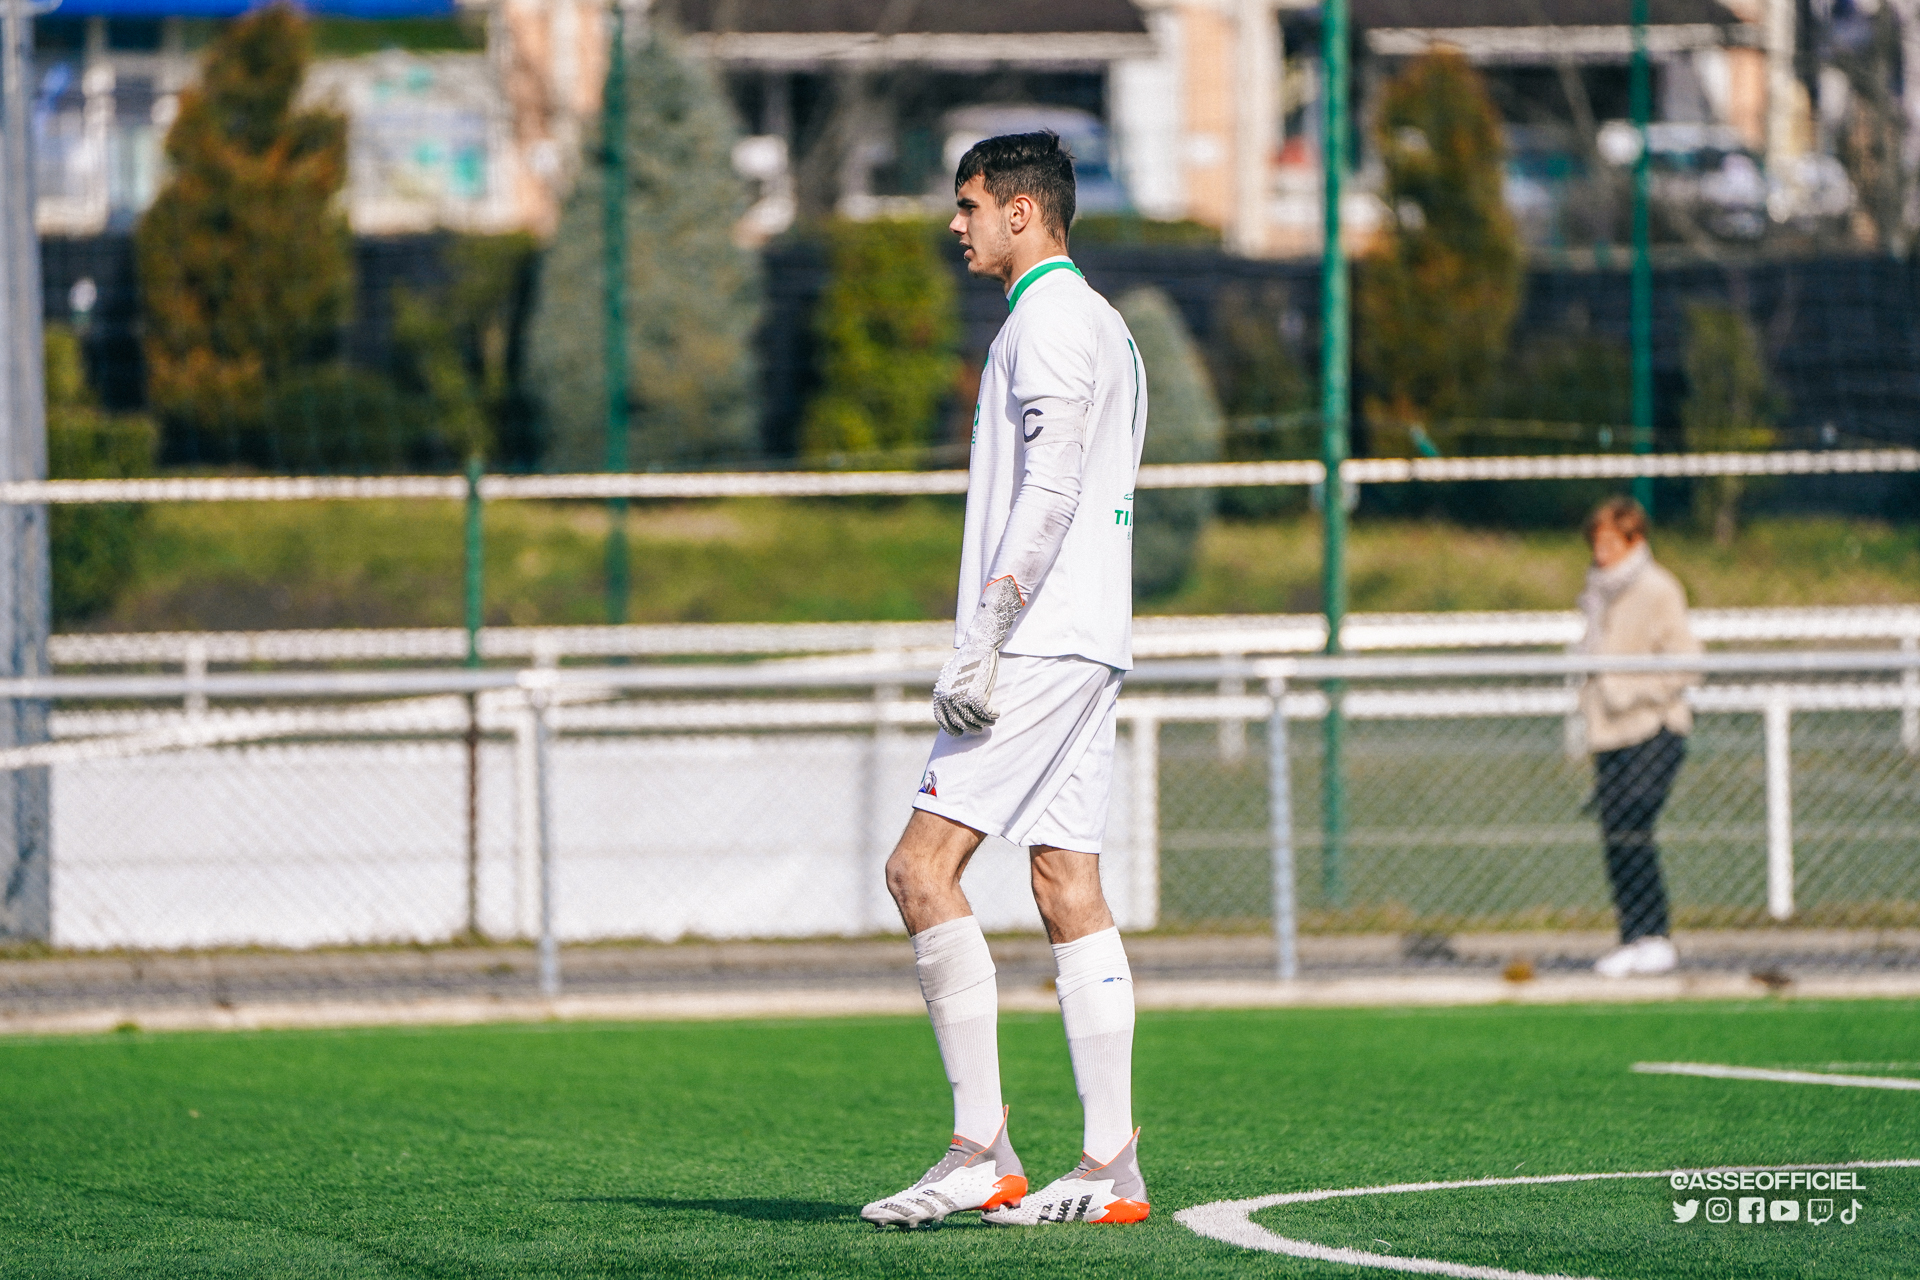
[932,575,1024,735]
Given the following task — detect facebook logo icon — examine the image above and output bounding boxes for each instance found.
[1738,1197,1767,1223]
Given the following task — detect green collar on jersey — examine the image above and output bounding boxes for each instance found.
[1006,258,1084,311]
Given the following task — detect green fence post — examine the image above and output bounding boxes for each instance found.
[464,457,484,937]
[1630,0,1655,516]
[1319,0,1350,908]
[603,1,630,625]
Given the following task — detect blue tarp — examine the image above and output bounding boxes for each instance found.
[42,1,459,17]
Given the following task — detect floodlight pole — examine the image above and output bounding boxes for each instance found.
[1319,0,1349,908]
[0,0,52,943]
[1630,0,1655,515]
[603,1,630,625]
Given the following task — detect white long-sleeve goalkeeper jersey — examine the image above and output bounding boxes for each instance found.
[954,256,1149,671]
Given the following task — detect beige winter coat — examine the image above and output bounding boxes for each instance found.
[1580,559,1703,753]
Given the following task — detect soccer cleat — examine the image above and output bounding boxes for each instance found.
[981,1128,1148,1225]
[860,1109,1027,1229]
[1594,935,1678,978]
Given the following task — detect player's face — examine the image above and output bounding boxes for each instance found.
[951,175,1013,281]
[1588,518,1640,569]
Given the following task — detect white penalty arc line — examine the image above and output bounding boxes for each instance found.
[1174,1158,1920,1279]
[1633,1062,1920,1091]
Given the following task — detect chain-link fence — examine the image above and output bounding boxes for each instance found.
[3,644,1917,1018]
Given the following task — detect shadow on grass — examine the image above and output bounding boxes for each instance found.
[566,1197,857,1224]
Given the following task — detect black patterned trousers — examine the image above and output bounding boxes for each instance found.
[1592,728,1687,943]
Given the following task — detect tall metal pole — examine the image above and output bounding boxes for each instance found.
[603,1,630,625]
[463,458,483,938]
[0,0,52,942]
[1319,0,1349,907]
[1630,0,1655,515]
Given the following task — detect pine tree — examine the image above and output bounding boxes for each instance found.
[135,4,351,449]
[44,328,157,624]
[1118,286,1224,599]
[1357,51,1523,451]
[801,219,959,462]
[528,29,761,469]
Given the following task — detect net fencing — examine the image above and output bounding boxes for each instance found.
[5,643,1918,1018]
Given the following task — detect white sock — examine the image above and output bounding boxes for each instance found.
[911,915,1003,1146]
[1053,925,1135,1165]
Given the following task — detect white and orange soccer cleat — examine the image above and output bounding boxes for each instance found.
[860,1109,1028,1229]
[981,1129,1149,1225]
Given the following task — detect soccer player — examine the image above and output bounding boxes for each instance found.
[859,132,1150,1230]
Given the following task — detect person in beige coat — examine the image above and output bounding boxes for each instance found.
[1578,496,1702,978]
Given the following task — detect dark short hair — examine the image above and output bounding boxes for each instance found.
[954,131,1077,242]
[1585,495,1649,544]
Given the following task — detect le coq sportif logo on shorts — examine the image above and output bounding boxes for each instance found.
[1669,1169,1867,1227]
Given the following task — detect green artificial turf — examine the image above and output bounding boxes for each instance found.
[1,1002,1915,1277]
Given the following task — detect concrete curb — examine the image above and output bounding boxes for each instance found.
[6,971,1920,1036]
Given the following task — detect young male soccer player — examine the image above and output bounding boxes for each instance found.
[859,132,1150,1230]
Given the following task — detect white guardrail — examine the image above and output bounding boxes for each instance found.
[1,447,1916,505]
[6,648,1918,991]
[44,604,1920,667]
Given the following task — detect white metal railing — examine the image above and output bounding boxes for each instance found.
[45,604,1920,667]
[6,648,1918,989]
[2,447,1915,506]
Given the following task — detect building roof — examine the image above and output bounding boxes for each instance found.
[1352,0,1756,63]
[44,0,457,15]
[1350,0,1745,26]
[668,0,1153,70]
[664,0,1148,36]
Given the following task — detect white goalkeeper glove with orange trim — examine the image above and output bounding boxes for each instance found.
[932,575,1024,736]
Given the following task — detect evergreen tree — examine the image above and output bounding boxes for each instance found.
[44,328,157,624]
[528,29,761,469]
[135,4,351,449]
[1357,51,1523,451]
[801,219,960,462]
[1118,286,1225,599]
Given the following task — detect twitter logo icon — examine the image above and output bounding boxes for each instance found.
[1673,1200,1700,1223]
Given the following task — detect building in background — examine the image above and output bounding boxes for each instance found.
[22,0,1868,256]
[30,0,609,239]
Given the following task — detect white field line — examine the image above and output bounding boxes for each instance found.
[1,449,1915,505]
[1175,1158,1920,1279]
[1634,1062,1920,1091]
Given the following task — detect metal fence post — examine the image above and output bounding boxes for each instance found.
[530,683,560,997]
[1764,691,1794,921]
[867,649,902,933]
[0,0,52,944]
[1216,669,1246,762]
[464,459,483,938]
[184,639,208,720]
[602,1,631,627]
[512,701,540,939]
[1319,0,1351,910]
[1129,715,1160,930]
[1901,634,1917,755]
[1268,676,1297,981]
[1629,0,1655,516]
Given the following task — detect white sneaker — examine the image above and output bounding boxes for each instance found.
[1594,936,1678,978]
[860,1109,1027,1229]
[981,1129,1149,1226]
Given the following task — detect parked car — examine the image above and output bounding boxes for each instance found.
[1598,120,1774,241]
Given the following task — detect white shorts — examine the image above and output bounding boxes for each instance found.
[912,653,1123,854]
